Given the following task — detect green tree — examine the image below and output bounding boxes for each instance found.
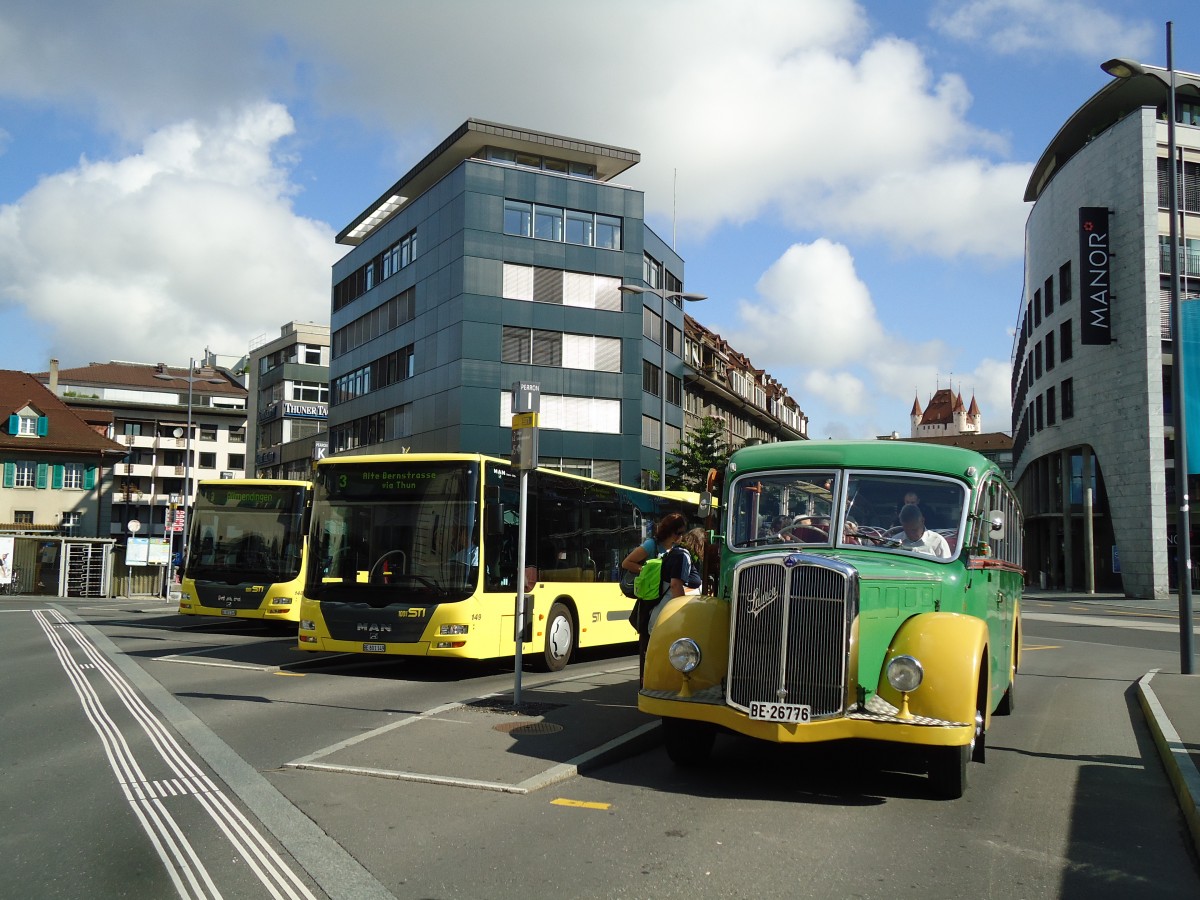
[667,416,730,492]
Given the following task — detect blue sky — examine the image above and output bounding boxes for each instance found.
[0,1,1193,439]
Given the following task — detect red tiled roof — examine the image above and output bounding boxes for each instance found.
[899,432,1013,452]
[0,370,126,456]
[35,361,245,399]
[918,388,957,426]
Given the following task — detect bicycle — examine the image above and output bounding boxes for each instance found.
[0,566,23,595]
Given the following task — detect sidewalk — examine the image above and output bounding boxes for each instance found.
[1025,588,1200,856]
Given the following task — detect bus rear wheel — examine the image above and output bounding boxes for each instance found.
[538,602,575,672]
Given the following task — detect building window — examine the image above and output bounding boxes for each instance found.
[642,415,661,450]
[1047,386,1057,425]
[228,453,245,470]
[62,463,84,489]
[595,215,622,250]
[332,228,419,311]
[1034,341,1043,379]
[1060,320,1073,361]
[666,373,682,406]
[16,414,38,436]
[332,287,416,358]
[643,360,661,396]
[502,266,621,312]
[565,210,594,246]
[501,199,530,236]
[61,511,81,531]
[1034,289,1042,326]
[499,392,620,434]
[1044,277,1053,316]
[14,461,35,487]
[1059,262,1072,304]
[534,205,563,241]
[503,199,620,250]
[1035,394,1044,431]
[199,425,218,441]
[199,452,216,469]
[229,426,246,444]
[1045,331,1055,371]
[14,510,33,525]
[303,344,323,365]
[643,307,661,343]
[1061,378,1074,419]
[292,381,329,403]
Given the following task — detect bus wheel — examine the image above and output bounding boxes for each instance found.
[996,643,1018,715]
[662,717,715,766]
[539,602,574,672]
[928,742,969,800]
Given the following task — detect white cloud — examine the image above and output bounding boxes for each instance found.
[0,103,337,367]
[0,1,1029,263]
[811,159,1031,260]
[726,239,1014,440]
[730,239,885,369]
[929,0,1157,60]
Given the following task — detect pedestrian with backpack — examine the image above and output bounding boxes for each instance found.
[622,512,688,682]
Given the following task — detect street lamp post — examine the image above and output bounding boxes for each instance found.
[619,284,707,489]
[155,359,224,583]
[1101,23,1194,673]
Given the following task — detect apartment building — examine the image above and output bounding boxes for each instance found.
[247,321,330,480]
[41,360,249,542]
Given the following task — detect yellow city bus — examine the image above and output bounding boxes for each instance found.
[297,453,701,670]
[178,479,312,623]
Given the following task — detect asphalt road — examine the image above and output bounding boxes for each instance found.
[1,594,1197,899]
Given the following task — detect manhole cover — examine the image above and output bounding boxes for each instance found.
[493,721,564,735]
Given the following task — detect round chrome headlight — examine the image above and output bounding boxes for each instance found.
[668,638,701,673]
[886,655,923,693]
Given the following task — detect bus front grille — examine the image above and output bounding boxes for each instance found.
[727,556,855,718]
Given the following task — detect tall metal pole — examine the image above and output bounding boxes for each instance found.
[1165,21,1196,673]
[183,357,195,573]
[660,300,668,490]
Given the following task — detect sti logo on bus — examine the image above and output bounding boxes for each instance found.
[1079,207,1111,345]
[398,608,426,618]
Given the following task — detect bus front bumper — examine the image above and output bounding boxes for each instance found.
[638,686,974,748]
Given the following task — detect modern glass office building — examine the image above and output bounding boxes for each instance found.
[327,119,692,487]
[1013,63,1200,597]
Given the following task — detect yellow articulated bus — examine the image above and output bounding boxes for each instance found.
[179,479,312,623]
[297,453,701,671]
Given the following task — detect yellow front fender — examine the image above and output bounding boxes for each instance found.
[642,594,729,693]
[877,612,989,729]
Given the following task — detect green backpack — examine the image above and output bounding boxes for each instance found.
[634,555,665,602]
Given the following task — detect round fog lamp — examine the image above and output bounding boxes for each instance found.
[668,638,701,673]
[886,655,923,693]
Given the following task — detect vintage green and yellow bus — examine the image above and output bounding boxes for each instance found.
[297,453,701,670]
[178,479,312,623]
[641,440,1022,799]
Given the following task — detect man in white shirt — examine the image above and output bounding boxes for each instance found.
[893,504,951,559]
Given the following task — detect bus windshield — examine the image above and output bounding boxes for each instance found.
[307,460,480,604]
[185,483,308,582]
[728,469,967,561]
